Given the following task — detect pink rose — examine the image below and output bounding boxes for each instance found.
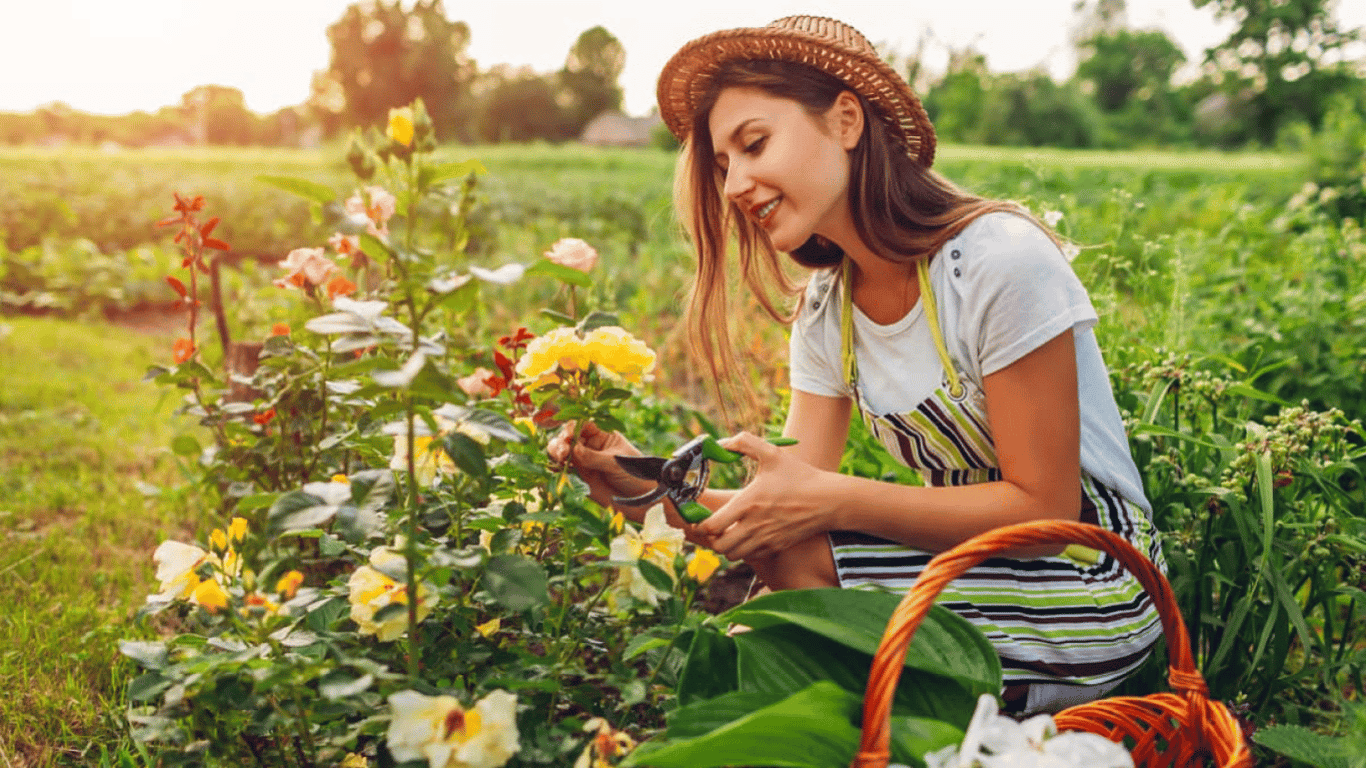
[344,186,397,238]
[274,247,338,290]
[457,367,496,398]
[544,238,598,273]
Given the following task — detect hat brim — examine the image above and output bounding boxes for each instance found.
[656,22,935,167]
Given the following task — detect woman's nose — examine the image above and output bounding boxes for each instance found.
[722,161,752,202]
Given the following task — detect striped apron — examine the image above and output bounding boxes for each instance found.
[831,258,1165,706]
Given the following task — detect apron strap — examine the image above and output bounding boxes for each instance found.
[841,257,965,399]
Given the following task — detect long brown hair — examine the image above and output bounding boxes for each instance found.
[674,59,1025,416]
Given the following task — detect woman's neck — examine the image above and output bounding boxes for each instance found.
[844,245,921,326]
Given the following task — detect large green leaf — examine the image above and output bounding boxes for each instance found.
[719,588,1000,696]
[733,624,979,725]
[621,681,861,768]
[676,627,738,706]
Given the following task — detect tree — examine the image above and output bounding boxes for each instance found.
[181,85,258,145]
[559,26,625,134]
[318,0,476,140]
[1077,29,1185,111]
[475,65,573,142]
[1193,0,1363,144]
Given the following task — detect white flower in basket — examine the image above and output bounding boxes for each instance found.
[916,694,1134,768]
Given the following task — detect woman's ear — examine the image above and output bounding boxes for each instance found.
[828,91,864,150]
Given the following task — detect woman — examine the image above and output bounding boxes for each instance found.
[553,15,1164,715]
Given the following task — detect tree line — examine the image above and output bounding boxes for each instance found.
[1,0,1360,151]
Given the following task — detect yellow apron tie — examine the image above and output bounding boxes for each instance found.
[841,257,964,400]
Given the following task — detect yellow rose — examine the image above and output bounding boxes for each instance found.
[388,106,415,147]
[514,327,590,390]
[192,578,229,613]
[347,547,435,641]
[387,689,520,768]
[686,549,721,584]
[582,327,656,384]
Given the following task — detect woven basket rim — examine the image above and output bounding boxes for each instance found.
[849,520,1254,768]
[655,15,935,168]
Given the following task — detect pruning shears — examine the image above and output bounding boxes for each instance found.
[612,435,797,523]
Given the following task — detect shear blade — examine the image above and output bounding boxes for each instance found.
[614,455,668,482]
[613,485,666,507]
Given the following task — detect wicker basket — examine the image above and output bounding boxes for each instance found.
[850,520,1253,768]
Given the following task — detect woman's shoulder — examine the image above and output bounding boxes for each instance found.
[952,210,1057,256]
[800,266,841,315]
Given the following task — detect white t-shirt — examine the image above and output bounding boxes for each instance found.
[789,211,1151,514]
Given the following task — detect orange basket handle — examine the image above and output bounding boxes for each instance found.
[850,520,1204,768]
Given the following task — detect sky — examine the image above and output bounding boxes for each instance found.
[3,0,1363,118]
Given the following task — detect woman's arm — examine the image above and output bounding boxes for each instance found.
[699,329,1082,561]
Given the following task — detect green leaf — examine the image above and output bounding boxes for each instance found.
[540,308,576,325]
[169,435,202,457]
[637,558,676,594]
[127,672,172,703]
[718,588,1000,696]
[621,681,862,768]
[459,408,526,443]
[1225,382,1291,407]
[732,624,978,724]
[623,634,671,661]
[676,627,738,706]
[118,640,168,670]
[256,174,336,205]
[421,159,486,187]
[443,432,487,477]
[318,670,375,700]
[305,597,349,632]
[890,716,965,767]
[577,310,621,332]
[483,554,550,612]
[526,259,592,288]
[1254,724,1350,768]
[359,231,392,259]
[267,490,339,533]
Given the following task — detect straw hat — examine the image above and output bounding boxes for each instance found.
[656,15,936,167]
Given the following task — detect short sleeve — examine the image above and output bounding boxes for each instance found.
[951,213,1098,377]
[788,272,848,398]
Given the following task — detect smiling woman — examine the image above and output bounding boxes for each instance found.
[557,15,1170,717]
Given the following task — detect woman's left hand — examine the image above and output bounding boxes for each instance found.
[695,431,836,561]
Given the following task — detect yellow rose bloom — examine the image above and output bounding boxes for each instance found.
[348,547,435,641]
[514,327,590,390]
[388,107,415,147]
[582,326,656,384]
[228,516,249,544]
[387,689,520,768]
[686,549,721,584]
[192,578,230,613]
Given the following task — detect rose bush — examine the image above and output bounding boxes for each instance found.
[120,99,726,767]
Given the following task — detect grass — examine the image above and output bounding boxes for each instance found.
[0,316,188,765]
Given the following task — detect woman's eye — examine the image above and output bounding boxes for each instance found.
[744,137,766,154]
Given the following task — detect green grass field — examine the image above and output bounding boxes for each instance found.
[0,317,188,764]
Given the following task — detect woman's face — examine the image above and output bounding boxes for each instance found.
[707,86,859,253]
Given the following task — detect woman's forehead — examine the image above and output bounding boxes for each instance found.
[707,88,795,142]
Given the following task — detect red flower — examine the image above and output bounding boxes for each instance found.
[253,409,276,425]
[498,327,535,351]
[173,337,195,363]
[271,322,291,337]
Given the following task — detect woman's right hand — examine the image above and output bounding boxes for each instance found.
[547,421,652,512]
